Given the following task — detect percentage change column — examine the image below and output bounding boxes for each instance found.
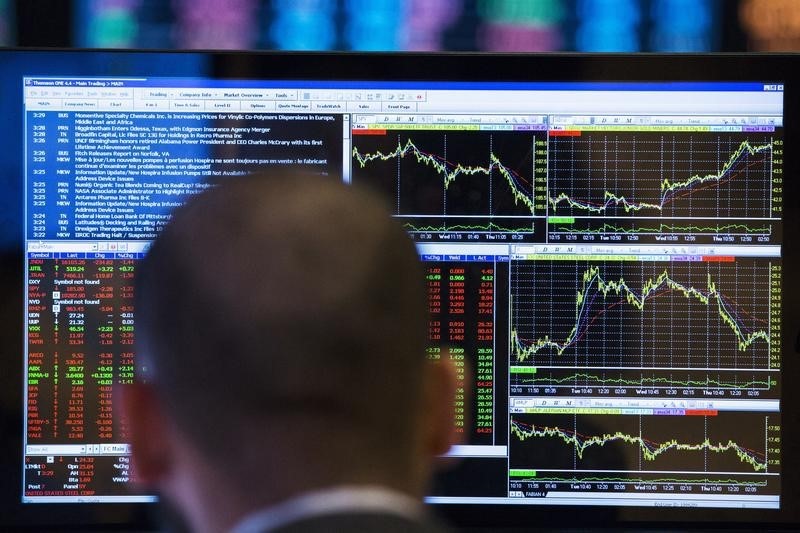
[424,258,496,445]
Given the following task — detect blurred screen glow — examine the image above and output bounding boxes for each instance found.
[72,0,719,52]
[739,0,800,51]
[0,0,11,46]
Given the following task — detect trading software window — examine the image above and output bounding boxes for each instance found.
[22,78,783,508]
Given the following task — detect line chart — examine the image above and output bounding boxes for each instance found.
[511,419,766,471]
[351,130,544,224]
[510,369,776,392]
[509,413,773,474]
[353,138,535,212]
[402,216,536,234]
[546,133,777,219]
[550,221,772,236]
[513,266,768,356]
[512,473,769,487]
[510,259,774,368]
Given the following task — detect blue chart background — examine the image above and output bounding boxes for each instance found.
[26,108,344,241]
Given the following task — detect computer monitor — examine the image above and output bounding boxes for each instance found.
[0,50,798,530]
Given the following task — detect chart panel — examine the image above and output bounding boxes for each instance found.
[509,258,778,371]
[545,131,783,245]
[352,128,547,242]
[509,367,780,399]
[507,411,780,499]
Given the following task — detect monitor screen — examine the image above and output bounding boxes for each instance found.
[1,50,798,530]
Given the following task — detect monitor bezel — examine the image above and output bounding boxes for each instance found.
[1,49,798,531]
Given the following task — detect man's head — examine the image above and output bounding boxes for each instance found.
[122,172,456,530]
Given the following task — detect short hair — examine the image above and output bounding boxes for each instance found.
[134,172,427,459]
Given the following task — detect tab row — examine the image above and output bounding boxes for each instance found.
[26,98,423,113]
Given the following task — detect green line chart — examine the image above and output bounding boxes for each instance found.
[354,139,535,213]
[509,413,775,474]
[511,419,766,471]
[546,133,777,219]
[351,130,544,221]
[513,267,769,357]
[402,217,536,234]
[510,259,774,368]
[510,474,768,486]
[549,221,771,236]
[510,370,776,391]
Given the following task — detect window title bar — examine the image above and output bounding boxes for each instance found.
[24,78,783,92]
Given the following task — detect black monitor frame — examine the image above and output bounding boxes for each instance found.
[0,49,798,531]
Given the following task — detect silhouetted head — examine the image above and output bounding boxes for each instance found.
[124,171,456,532]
